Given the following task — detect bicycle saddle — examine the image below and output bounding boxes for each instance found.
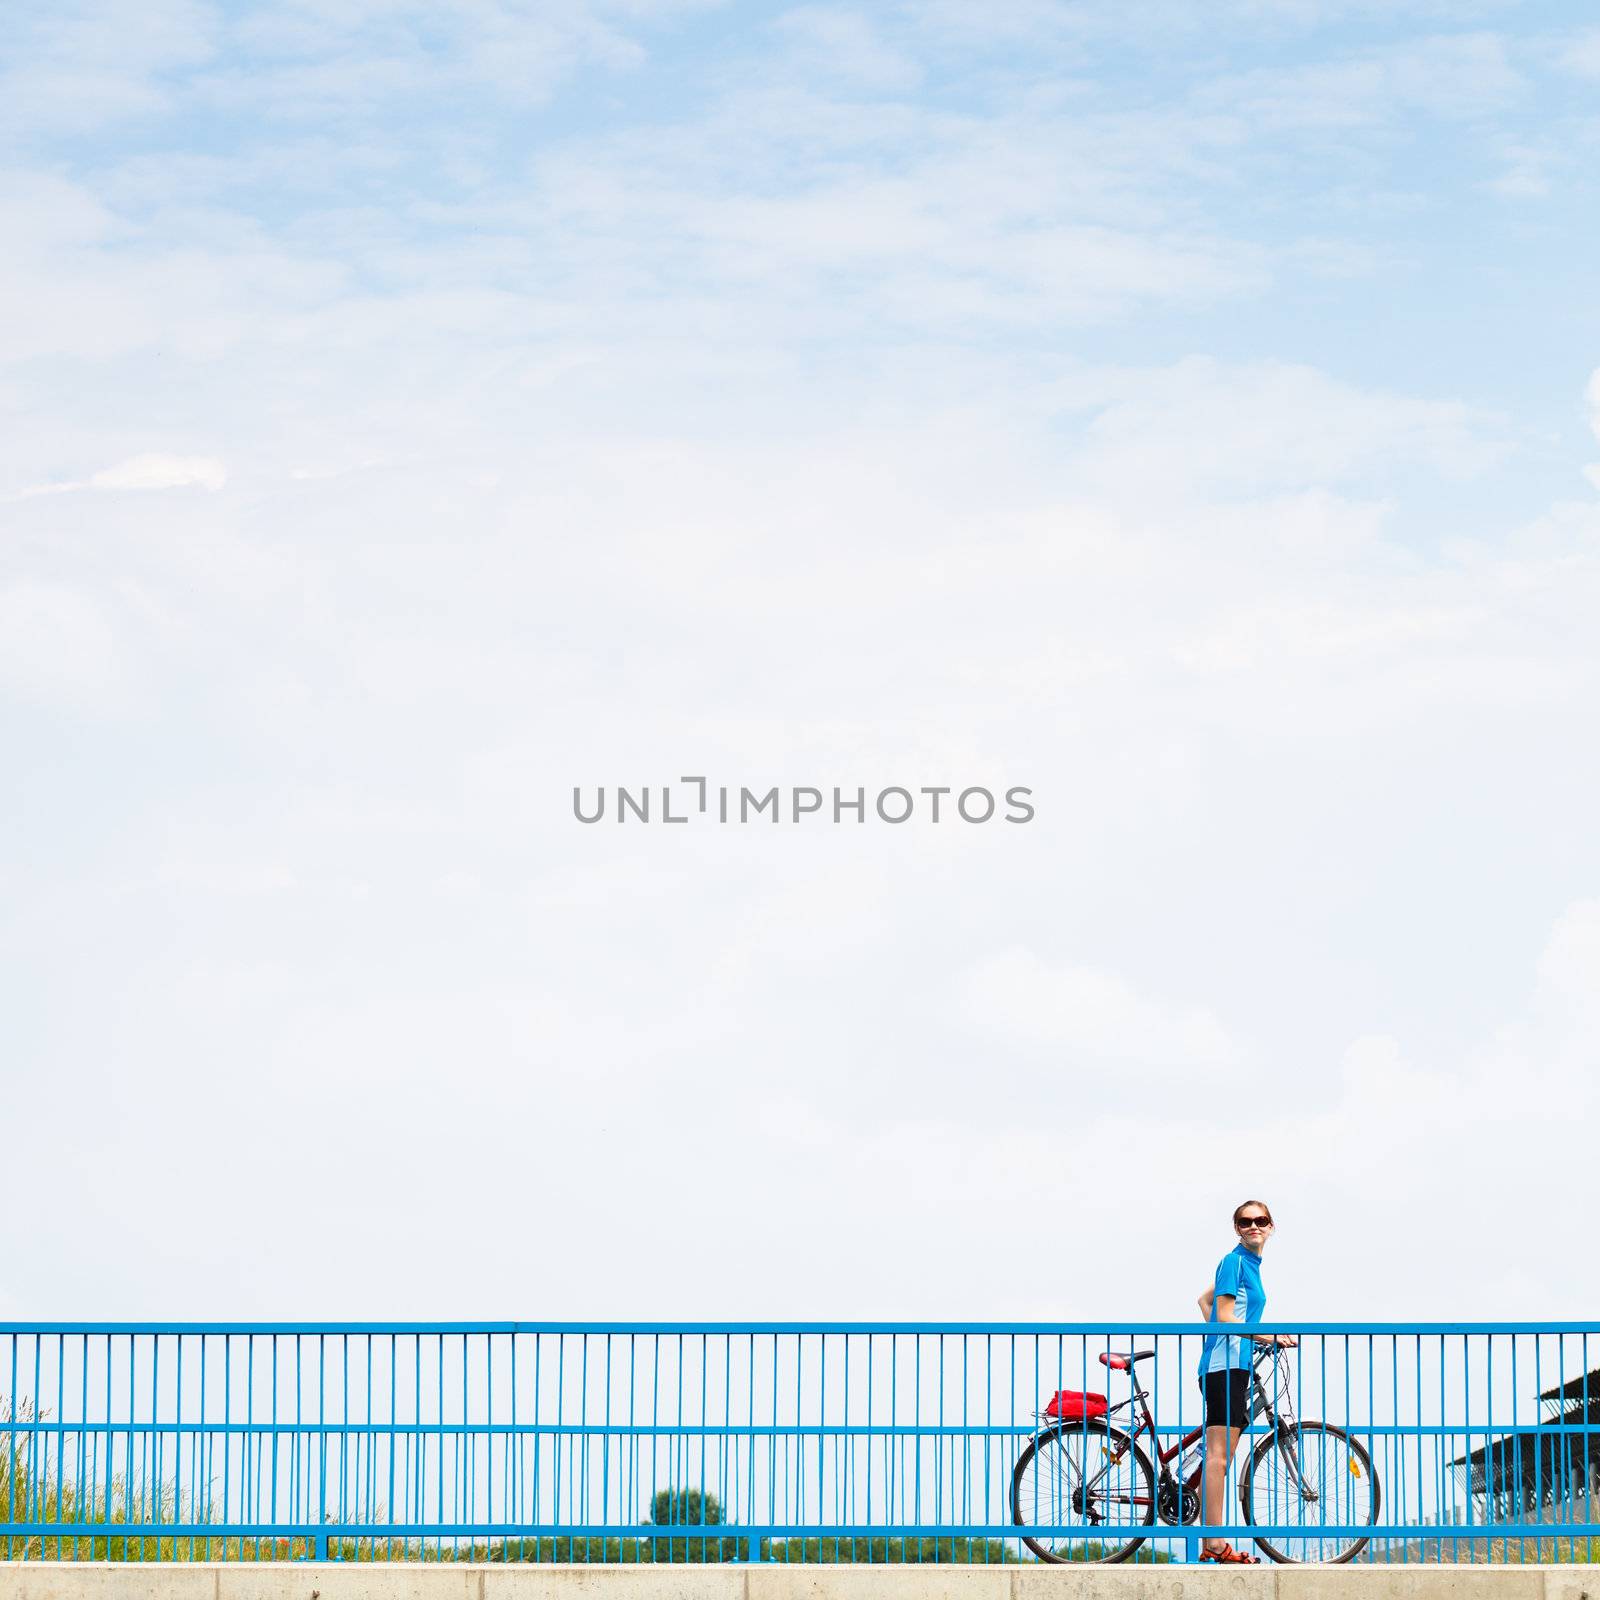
[1098,1350,1156,1371]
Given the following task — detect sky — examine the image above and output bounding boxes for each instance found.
[2,0,1599,1326]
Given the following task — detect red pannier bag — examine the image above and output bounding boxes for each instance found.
[1045,1389,1108,1421]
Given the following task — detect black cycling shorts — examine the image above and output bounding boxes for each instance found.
[1203,1368,1250,1429]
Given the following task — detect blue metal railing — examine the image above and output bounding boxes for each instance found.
[2,1323,1597,1563]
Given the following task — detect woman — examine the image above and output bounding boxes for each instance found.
[1194,1200,1296,1563]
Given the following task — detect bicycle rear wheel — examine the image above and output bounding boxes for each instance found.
[1011,1422,1155,1563]
[1242,1421,1379,1563]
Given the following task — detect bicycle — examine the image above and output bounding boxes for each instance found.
[1010,1342,1379,1564]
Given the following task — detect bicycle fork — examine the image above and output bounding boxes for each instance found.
[1269,1423,1319,1502]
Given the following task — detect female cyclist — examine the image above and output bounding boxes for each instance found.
[1195,1199,1297,1563]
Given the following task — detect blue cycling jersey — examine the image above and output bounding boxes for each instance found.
[1199,1243,1265,1377]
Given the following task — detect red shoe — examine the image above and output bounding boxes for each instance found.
[1199,1544,1259,1564]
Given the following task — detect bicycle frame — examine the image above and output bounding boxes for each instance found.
[1067,1348,1297,1513]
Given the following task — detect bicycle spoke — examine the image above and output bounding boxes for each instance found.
[1248,1424,1378,1563]
[1013,1425,1155,1563]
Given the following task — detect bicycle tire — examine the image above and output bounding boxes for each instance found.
[1011,1421,1156,1564]
[1242,1420,1379,1564]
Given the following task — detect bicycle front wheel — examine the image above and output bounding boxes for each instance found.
[1011,1422,1155,1563]
[1242,1421,1379,1563]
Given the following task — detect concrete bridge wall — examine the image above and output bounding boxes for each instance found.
[0,1567,1594,1600]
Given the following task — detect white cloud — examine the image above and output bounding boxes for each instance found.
[729,896,1600,1319]
[9,453,228,500]
[520,104,1268,334]
[1558,27,1600,80]
[1584,367,1600,490]
[0,580,121,706]
[1206,32,1525,129]
[1484,141,1554,199]
[0,0,714,140]
[903,0,1492,54]
[957,947,1239,1070]
[0,0,218,137]
[1535,897,1600,1018]
[1063,356,1495,500]
[88,453,227,491]
[773,7,923,91]
[1170,598,1486,675]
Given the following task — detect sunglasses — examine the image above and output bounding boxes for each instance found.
[1235,1216,1273,1229]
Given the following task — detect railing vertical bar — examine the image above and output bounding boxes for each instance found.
[419,1335,428,1562]
[1478,1331,1491,1555]
[912,1330,921,1540]
[125,1332,138,1558]
[75,1333,88,1559]
[720,1331,731,1562]
[243,1332,254,1562]
[697,1331,707,1559]
[744,1332,755,1563]
[52,1332,64,1559]
[6,1332,14,1561]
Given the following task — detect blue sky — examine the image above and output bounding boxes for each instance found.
[3,1,1600,1321]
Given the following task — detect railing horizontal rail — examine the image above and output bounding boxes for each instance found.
[5,1321,1600,1335]
[4,1521,1587,1539]
[6,1420,1600,1438]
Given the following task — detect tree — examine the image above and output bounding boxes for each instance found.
[646,1487,734,1562]
[648,1487,723,1528]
